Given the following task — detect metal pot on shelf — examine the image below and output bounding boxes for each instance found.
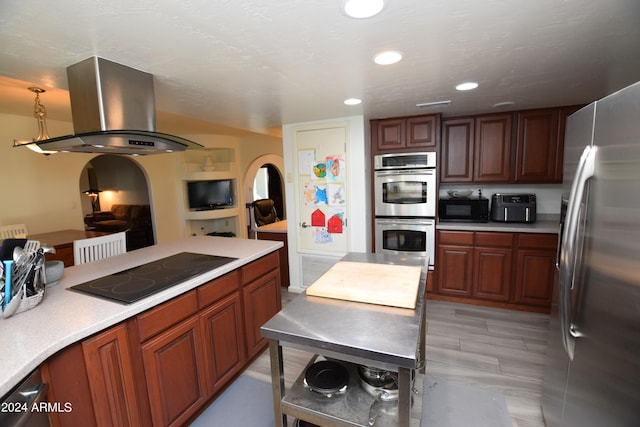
[358,365,415,426]
[303,359,349,398]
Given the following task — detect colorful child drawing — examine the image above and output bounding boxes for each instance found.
[326,155,345,182]
[328,183,345,205]
[312,162,326,179]
[314,185,328,204]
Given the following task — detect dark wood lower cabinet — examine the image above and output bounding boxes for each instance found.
[243,268,281,359]
[200,292,246,392]
[472,232,514,302]
[437,244,473,297]
[142,315,207,427]
[514,234,558,307]
[473,246,512,302]
[42,252,281,427]
[82,324,142,427]
[435,230,557,312]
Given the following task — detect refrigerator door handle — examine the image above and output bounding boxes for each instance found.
[559,145,597,361]
[555,221,563,270]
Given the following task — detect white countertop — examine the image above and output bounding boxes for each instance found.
[437,214,560,234]
[0,236,283,397]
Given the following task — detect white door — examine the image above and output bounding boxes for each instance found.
[293,124,348,255]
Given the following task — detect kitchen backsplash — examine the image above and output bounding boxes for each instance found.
[439,184,562,214]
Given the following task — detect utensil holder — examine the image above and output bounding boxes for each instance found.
[1,250,46,319]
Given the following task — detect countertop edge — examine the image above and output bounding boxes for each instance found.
[1,236,282,397]
[436,214,560,234]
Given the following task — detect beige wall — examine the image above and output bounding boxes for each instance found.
[0,112,283,243]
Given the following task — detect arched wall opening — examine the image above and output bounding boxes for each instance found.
[79,154,155,250]
[243,154,285,234]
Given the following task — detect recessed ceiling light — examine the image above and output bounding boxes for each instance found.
[342,0,385,19]
[344,98,362,105]
[456,82,479,91]
[374,50,403,65]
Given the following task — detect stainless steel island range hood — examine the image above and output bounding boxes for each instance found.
[22,56,203,155]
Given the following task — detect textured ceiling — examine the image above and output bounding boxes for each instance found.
[1,0,639,138]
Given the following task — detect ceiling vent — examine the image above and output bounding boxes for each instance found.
[416,100,451,109]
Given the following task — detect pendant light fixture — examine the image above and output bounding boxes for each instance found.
[13,86,56,155]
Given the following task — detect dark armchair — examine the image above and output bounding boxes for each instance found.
[252,199,279,227]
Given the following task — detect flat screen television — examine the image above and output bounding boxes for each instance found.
[187,179,234,210]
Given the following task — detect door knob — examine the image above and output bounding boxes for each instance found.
[300,222,309,228]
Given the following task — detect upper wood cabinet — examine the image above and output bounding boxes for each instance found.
[474,114,513,182]
[371,114,440,153]
[440,118,474,182]
[441,114,512,183]
[515,108,560,183]
[440,106,583,184]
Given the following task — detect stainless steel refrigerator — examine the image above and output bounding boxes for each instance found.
[541,80,640,426]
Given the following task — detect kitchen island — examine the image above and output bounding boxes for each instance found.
[0,236,283,423]
[262,252,427,427]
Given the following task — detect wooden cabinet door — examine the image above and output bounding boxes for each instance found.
[406,115,438,149]
[200,292,246,394]
[514,248,556,307]
[436,244,473,297]
[82,324,142,427]
[141,316,207,427]
[474,114,512,182]
[473,247,512,302]
[243,268,281,359]
[374,118,405,151]
[515,108,560,182]
[440,118,474,182]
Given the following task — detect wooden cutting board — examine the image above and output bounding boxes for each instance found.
[305,261,422,309]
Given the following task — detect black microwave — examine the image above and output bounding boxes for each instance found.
[439,197,489,222]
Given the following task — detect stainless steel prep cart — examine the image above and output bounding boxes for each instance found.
[261,252,427,427]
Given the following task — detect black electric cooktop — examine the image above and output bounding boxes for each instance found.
[70,252,237,304]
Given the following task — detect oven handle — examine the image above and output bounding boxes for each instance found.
[374,169,435,177]
[375,218,435,225]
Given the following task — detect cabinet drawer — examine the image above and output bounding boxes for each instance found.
[438,231,474,246]
[475,232,514,247]
[518,233,558,249]
[136,291,198,341]
[198,270,240,309]
[241,252,279,285]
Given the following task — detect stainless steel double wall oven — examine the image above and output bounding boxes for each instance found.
[374,152,436,268]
